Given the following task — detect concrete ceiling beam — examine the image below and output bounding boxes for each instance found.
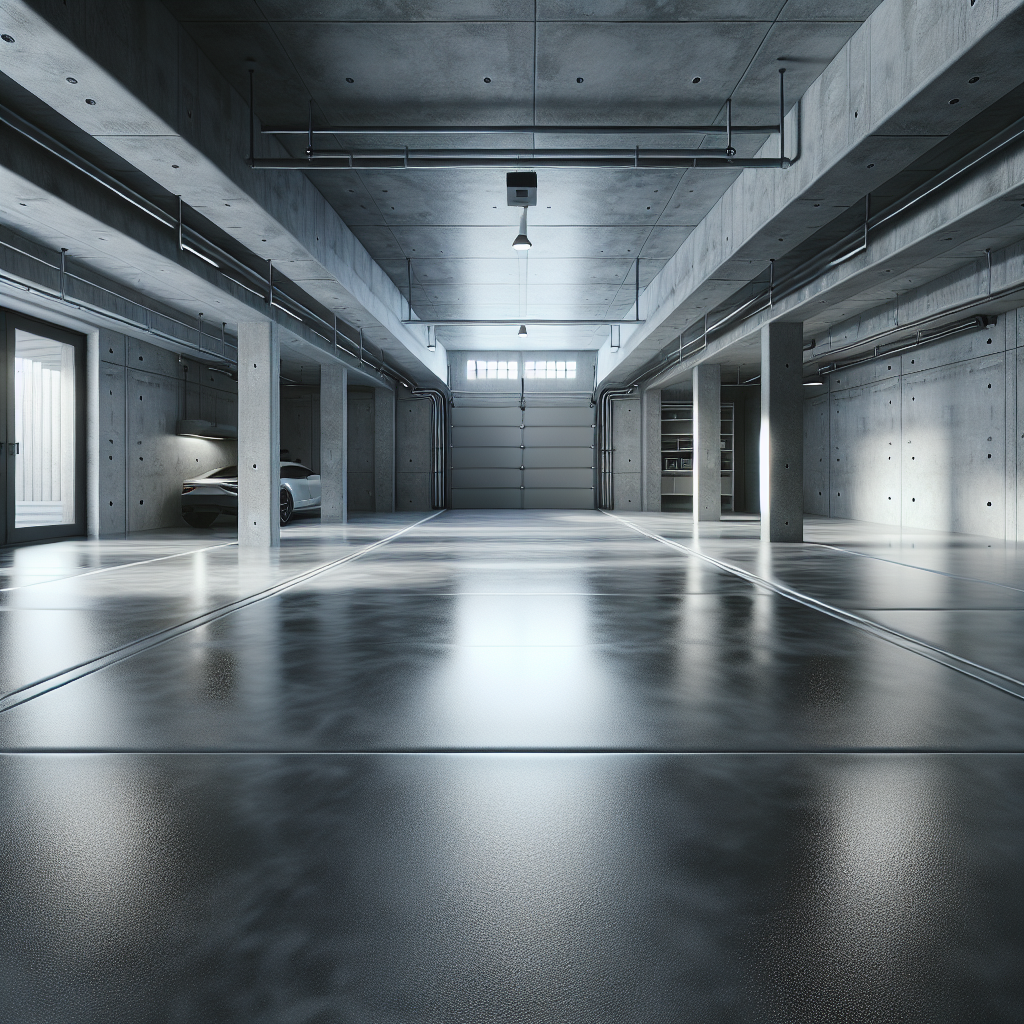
[598,0,1024,387]
[649,129,1024,388]
[0,124,391,387]
[0,0,445,385]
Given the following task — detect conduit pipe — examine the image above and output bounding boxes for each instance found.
[596,386,636,509]
[411,387,450,509]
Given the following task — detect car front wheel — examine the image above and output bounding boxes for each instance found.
[280,488,294,525]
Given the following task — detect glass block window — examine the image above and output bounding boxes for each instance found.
[466,359,518,380]
[524,360,576,379]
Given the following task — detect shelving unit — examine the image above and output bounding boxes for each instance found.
[661,402,734,512]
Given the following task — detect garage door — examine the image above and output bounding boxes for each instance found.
[451,396,596,509]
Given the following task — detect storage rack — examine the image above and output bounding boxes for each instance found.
[661,402,734,512]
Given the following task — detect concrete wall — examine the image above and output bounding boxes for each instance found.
[803,309,1022,540]
[280,384,395,513]
[98,329,236,534]
[612,397,641,511]
[396,395,432,512]
[374,387,395,514]
[280,387,319,472]
[348,387,375,512]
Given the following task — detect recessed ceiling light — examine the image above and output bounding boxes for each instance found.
[66,77,77,84]
[576,77,584,83]
[85,98,96,105]
[346,77,354,83]
[1,34,15,43]
[692,77,700,84]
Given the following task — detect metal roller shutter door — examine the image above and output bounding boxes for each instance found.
[451,398,595,509]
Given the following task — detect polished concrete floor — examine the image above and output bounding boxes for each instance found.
[1,510,1022,1022]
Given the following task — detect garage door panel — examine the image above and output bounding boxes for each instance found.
[523,488,594,509]
[524,447,594,469]
[524,426,594,447]
[452,447,522,469]
[524,406,595,427]
[452,488,522,509]
[453,406,522,427]
[523,468,594,488]
[452,425,523,447]
[450,391,594,508]
[453,467,522,489]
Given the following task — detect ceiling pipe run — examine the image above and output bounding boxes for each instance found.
[265,123,781,137]
[251,153,791,170]
[254,73,792,171]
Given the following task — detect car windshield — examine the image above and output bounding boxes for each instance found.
[203,466,237,479]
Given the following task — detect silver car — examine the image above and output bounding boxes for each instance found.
[181,462,321,527]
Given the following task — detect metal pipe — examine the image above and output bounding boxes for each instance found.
[263,123,781,136]
[779,68,786,163]
[817,315,993,375]
[302,147,734,159]
[726,99,734,157]
[411,387,450,508]
[635,258,640,321]
[403,318,645,326]
[596,386,635,509]
[251,154,791,170]
[249,70,255,165]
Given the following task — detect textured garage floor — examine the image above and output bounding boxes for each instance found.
[1,511,1022,1023]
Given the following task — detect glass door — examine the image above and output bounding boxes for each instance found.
[2,310,86,544]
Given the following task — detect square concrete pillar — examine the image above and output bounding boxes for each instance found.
[641,387,661,511]
[693,362,721,521]
[759,322,804,542]
[321,363,348,523]
[237,321,281,547]
[374,386,395,513]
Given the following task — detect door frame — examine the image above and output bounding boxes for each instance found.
[2,308,87,545]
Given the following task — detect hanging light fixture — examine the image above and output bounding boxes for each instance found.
[507,171,536,251]
[518,324,528,336]
[512,208,532,250]
[426,324,436,351]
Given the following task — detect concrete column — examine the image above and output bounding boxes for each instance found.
[374,386,395,512]
[759,322,804,542]
[321,364,348,523]
[641,387,661,511]
[237,322,280,547]
[693,363,721,522]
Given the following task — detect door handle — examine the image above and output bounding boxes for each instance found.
[7,442,18,456]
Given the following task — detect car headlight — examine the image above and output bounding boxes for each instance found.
[182,485,195,493]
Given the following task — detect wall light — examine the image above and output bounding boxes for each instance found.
[518,324,528,337]
[176,419,237,440]
[427,324,436,351]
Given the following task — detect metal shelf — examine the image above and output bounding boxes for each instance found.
[661,402,734,511]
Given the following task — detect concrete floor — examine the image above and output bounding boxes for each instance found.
[1,511,1022,1022]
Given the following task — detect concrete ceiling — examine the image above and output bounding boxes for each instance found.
[164,0,886,351]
